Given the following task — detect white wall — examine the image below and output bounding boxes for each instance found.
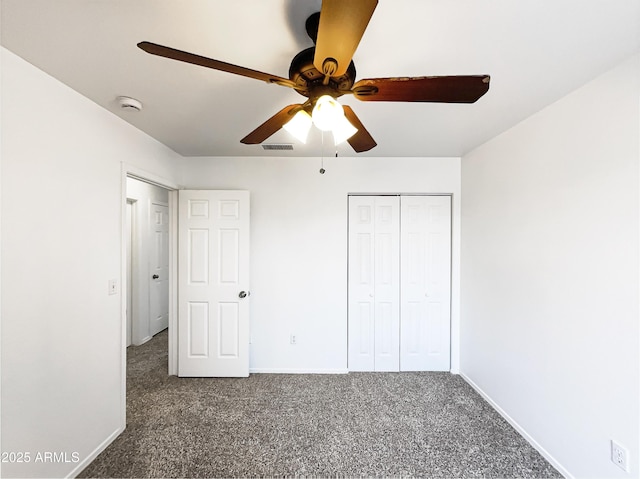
[0,47,181,478]
[460,54,639,478]
[179,156,461,373]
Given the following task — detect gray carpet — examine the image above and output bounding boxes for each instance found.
[79,331,561,478]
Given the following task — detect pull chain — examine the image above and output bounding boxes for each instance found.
[319,131,326,174]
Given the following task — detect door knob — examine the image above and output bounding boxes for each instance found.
[239,291,248,299]
[152,274,159,279]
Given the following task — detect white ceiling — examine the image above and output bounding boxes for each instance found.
[2,0,639,157]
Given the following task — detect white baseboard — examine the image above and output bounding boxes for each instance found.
[66,425,124,478]
[460,372,572,479]
[133,335,152,346]
[249,368,349,374]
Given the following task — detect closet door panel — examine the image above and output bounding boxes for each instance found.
[400,196,451,371]
[372,197,400,371]
[348,196,400,372]
[350,195,451,373]
[348,197,376,371]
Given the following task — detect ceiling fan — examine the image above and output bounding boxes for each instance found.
[138,0,490,153]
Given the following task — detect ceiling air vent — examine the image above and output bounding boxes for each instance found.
[262,143,294,151]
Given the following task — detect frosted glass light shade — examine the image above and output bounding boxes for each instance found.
[332,114,358,145]
[312,95,344,131]
[283,110,312,143]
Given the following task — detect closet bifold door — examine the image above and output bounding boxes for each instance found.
[348,196,400,372]
[400,196,452,371]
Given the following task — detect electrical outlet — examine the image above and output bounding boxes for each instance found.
[611,440,629,472]
[290,334,297,345]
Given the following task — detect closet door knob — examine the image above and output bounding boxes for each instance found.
[239,291,248,299]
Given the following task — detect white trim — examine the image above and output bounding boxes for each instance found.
[249,368,349,374]
[136,335,152,345]
[119,166,128,431]
[460,372,572,479]
[168,190,178,375]
[125,164,180,191]
[65,426,124,479]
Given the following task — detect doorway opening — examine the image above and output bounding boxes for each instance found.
[120,166,179,428]
[126,177,170,346]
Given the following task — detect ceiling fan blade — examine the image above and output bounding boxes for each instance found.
[313,0,378,78]
[240,104,302,144]
[138,41,300,90]
[343,105,377,152]
[352,75,490,103]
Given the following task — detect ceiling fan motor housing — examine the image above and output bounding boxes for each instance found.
[289,47,356,103]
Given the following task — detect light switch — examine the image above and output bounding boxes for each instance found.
[108,279,118,295]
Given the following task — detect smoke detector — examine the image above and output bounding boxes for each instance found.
[116,96,143,112]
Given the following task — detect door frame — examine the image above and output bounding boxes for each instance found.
[120,163,179,427]
[126,199,135,347]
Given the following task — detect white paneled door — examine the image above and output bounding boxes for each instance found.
[400,196,451,371]
[347,196,376,371]
[149,202,169,336]
[348,195,451,372]
[178,190,250,377]
[348,196,400,372]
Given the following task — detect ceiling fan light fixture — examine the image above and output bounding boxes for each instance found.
[283,110,313,143]
[332,114,358,145]
[312,94,344,131]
